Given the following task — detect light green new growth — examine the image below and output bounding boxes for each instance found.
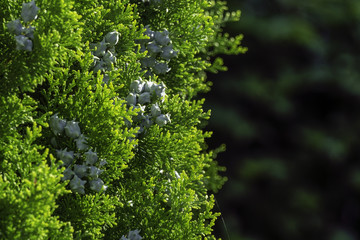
[0,0,245,239]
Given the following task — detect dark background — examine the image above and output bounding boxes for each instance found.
[205,1,360,239]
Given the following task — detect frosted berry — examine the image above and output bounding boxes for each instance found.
[50,114,66,135]
[103,51,116,66]
[155,114,171,127]
[62,168,74,181]
[144,81,156,93]
[6,19,24,35]
[15,35,32,51]
[155,30,170,46]
[92,39,107,57]
[161,45,178,60]
[88,166,104,179]
[56,149,74,166]
[74,164,88,178]
[69,175,86,194]
[75,134,89,151]
[130,79,145,93]
[153,62,170,75]
[155,82,167,99]
[121,229,143,240]
[64,121,81,139]
[84,149,98,165]
[89,178,106,192]
[144,26,155,40]
[93,59,107,73]
[147,42,162,54]
[21,0,40,23]
[23,26,35,39]
[126,93,137,106]
[99,159,108,167]
[105,31,120,46]
[151,103,161,117]
[138,92,151,104]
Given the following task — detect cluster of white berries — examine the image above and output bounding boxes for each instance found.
[50,114,107,194]
[125,78,171,135]
[120,229,142,240]
[141,0,161,3]
[6,0,40,51]
[136,26,178,77]
[90,31,120,84]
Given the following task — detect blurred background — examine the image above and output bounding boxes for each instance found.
[204,0,360,239]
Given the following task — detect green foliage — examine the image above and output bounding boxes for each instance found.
[0,0,244,239]
[204,0,247,73]
[0,124,73,240]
